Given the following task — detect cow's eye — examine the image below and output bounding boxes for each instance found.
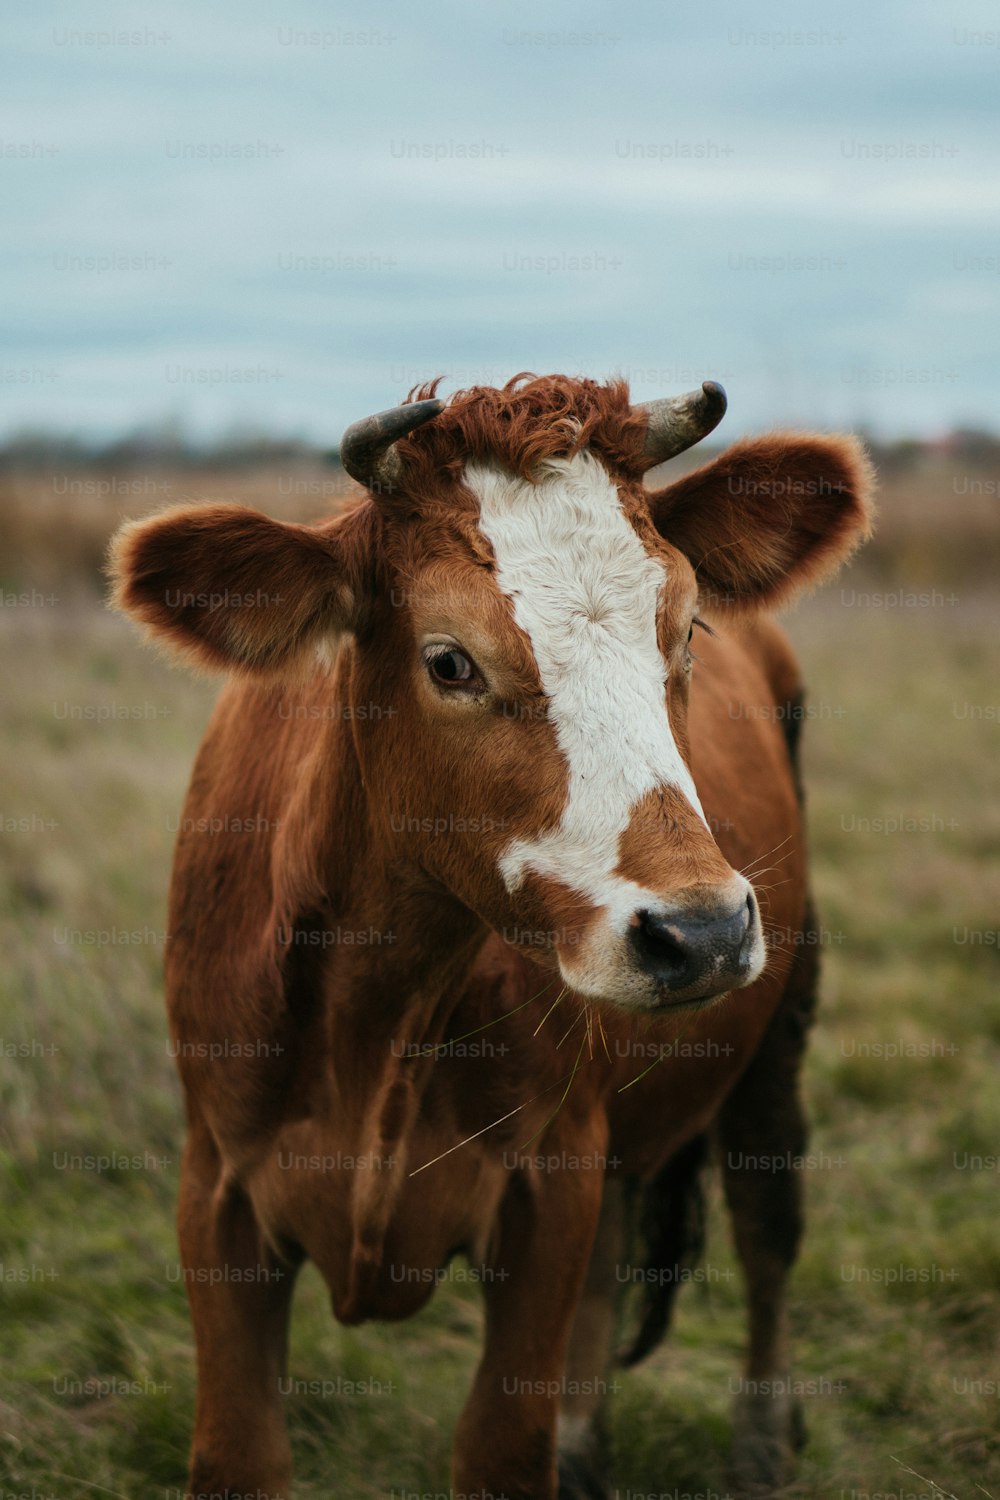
[426,647,478,688]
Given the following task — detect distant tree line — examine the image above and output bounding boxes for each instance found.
[1,425,999,476]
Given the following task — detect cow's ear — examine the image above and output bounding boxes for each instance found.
[648,434,874,613]
[109,502,376,675]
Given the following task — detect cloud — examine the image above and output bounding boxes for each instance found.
[3,0,997,439]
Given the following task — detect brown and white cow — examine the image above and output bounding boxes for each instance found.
[111,375,872,1500]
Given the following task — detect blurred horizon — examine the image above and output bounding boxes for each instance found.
[3,417,1000,472]
[4,0,1000,444]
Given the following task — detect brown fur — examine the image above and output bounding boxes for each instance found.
[108,377,873,1499]
[398,372,650,487]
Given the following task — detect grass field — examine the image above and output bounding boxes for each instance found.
[1,451,998,1499]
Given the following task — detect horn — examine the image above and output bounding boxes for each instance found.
[339,398,444,490]
[636,381,727,469]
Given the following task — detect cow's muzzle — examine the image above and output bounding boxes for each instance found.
[629,886,763,1005]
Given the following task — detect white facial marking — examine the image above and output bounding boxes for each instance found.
[468,451,707,927]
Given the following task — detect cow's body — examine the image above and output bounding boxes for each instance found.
[172,609,802,1275]
[113,375,871,1499]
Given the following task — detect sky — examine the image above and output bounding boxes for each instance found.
[3,0,999,444]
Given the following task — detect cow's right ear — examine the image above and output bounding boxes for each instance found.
[109,502,376,676]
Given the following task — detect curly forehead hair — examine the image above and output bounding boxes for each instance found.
[394,373,650,487]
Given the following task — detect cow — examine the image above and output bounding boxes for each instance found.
[110,374,872,1500]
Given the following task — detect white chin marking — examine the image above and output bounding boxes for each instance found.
[467,452,707,922]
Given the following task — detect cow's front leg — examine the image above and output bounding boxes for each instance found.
[453,1135,605,1500]
[716,924,819,1495]
[555,1176,628,1500]
[178,1128,300,1500]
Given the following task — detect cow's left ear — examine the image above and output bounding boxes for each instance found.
[647,434,875,613]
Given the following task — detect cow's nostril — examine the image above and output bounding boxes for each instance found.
[633,909,693,980]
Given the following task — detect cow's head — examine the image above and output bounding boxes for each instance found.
[111,376,872,1012]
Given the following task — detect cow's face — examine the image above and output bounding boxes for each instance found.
[354,449,755,1010]
[112,377,872,1013]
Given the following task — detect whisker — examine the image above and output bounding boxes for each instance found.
[408,980,580,1176]
[762,949,795,980]
[519,1031,589,1150]
[617,1009,700,1094]
[408,1070,574,1177]
[555,1006,587,1050]
[740,834,796,882]
[743,860,794,887]
[408,1102,533,1176]
[745,864,788,883]
[532,985,568,1037]
[752,866,793,881]
[444,976,559,1049]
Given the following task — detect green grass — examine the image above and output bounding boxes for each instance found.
[1,551,998,1496]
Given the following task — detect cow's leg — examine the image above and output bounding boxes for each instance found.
[178,1128,299,1500]
[555,1177,627,1500]
[717,931,818,1494]
[452,1149,605,1500]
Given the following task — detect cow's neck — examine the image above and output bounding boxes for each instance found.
[320,869,489,1318]
[275,684,490,1043]
[271,675,494,1310]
